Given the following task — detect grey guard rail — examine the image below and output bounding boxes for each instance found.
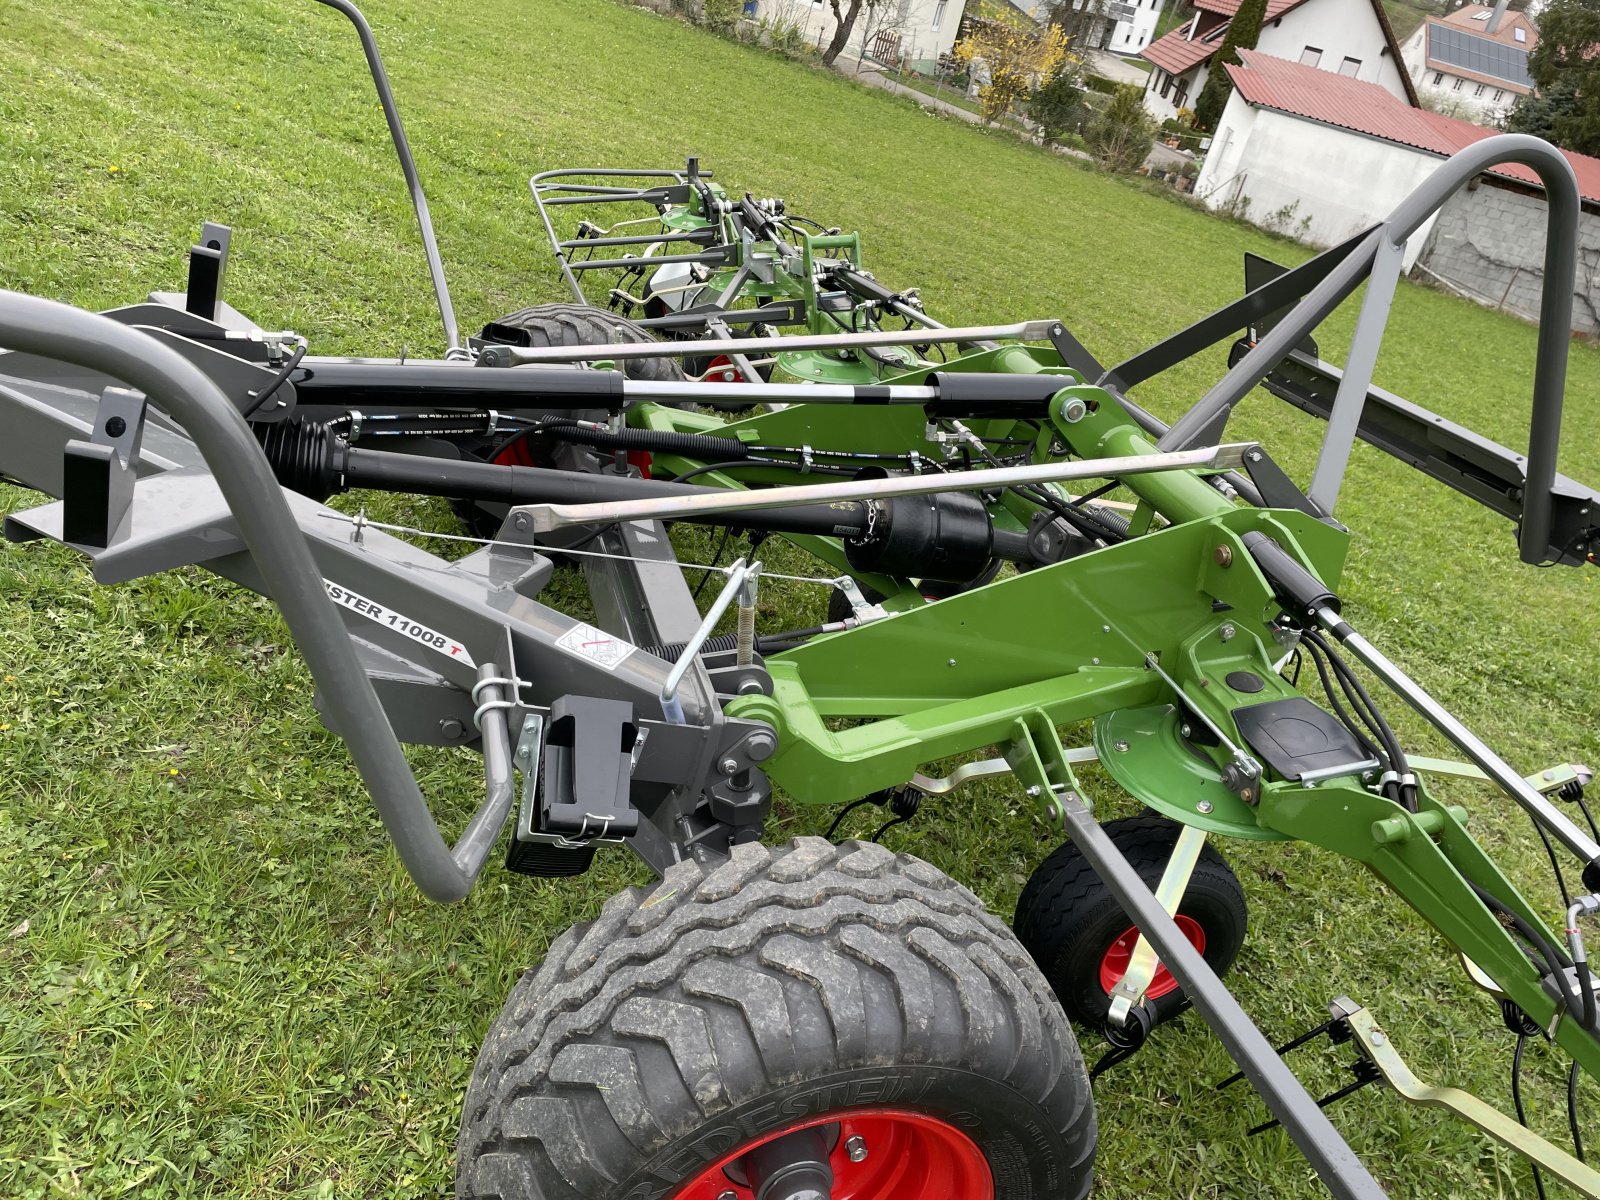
[0,290,506,903]
[530,166,711,305]
[309,0,460,353]
[1161,134,1579,566]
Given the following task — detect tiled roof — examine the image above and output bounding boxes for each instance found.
[1142,21,1231,75]
[1226,49,1600,204]
[1437,4,1538,48]
[1193,0,1303,18]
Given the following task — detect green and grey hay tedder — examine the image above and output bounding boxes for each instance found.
[4,2,1600,1197]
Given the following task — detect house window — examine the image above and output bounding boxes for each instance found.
[931,0,946,29]
[1160,71,1173,98]
[1493,88,1505,102]
[1514,26,1527,41]
[1431,71,1444,86]
[1452,77,1464,91]
[1300,46,1322,67]
[1175,80,1189,108]
[1474,82,1486,96]
[1339,56,1361,76]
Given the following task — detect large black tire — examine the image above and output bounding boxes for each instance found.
[457,838,1096,1200]
[1013,814,1247,1030]
[480,303,686,383]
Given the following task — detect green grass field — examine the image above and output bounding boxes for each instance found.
[2,0,1599,1198]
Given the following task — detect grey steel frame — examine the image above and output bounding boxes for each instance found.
[1157,134,1580,567]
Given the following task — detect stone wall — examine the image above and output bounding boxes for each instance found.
[1414,181,1600,335]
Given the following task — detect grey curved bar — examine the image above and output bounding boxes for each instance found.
[0,290,505,902]
[309,0,461,353]
[1163,134,1580,565]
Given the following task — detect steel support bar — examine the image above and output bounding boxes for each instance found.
[1159,230,1381,453]
[518,444,1255,532]
[1338,1000,1600,1197]
[1307,235,1403,514]
[309,0,458,352]
[1056,793,1390,1200]
[476,319,1063,367]
[1314,606,1600,875]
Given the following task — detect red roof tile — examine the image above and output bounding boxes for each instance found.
[1194,0,1303,18]
[1142,22,1231,75]
[1226,49,1600,204]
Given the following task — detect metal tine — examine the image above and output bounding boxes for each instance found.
[1248,1061,1382,1136]
[1217,1016,1344,1090]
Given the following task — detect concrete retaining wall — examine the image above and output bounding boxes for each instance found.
[1415,181,1600,335]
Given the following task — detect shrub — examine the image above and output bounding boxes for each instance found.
[1083,83,1157,172]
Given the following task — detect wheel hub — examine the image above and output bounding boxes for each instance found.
[671,1107,993,1199]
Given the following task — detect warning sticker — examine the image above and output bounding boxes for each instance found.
[324,579,477,669]
[555,622,637,671]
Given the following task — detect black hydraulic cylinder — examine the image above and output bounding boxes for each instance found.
[925,371,1069,417]
[291,359,627,410]
[1241,531,1340,620]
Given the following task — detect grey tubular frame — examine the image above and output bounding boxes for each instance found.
[1159,134,1580,566]
[0,292,495,900]
[309,0,460,354]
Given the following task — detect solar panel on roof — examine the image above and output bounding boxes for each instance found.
[1430,25,1532,86]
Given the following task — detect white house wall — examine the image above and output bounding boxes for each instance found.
[1254,0,1409,97]
[1194,98,1441,267]
[764,0,964,67]
[1108,0,1166,56]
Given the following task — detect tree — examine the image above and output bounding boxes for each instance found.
[953,15,1070,125]
[1084,82,1158,170]
[1046,0,1115,51]
[1507,0,1600,156]
[821,0,870,66]
[1189,0,1269,132]
[1028,69,1087,142]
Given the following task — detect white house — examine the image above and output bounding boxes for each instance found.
[1034,0,1169,56]
[1139,0,1415,123]
[1400,0,1536,125]
[1192,49,1600,268]
[754,0,967,71]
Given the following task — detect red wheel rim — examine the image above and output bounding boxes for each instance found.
[705,353,743,382]
[670,1107,993,1199]
[1097,915,1206,1000]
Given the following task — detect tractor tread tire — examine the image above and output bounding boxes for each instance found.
[481,303,685,383]
[457,837,1096,1200]
[1013,814,1247,1028]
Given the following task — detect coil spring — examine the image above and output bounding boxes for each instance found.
[1501,998,1544,1038]
[1558,778,1587,802]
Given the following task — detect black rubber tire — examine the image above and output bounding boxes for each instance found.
[457,838,1096,1200]
[480,303,685,384]
[1013,814,1248,1029]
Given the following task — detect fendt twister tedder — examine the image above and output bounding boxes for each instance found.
[4,2,1600,1198]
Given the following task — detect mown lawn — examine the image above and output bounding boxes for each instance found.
[2,1,1598,1198]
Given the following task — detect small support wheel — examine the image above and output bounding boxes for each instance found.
[457,838,1097,1199]
[1012,814,1248,1029]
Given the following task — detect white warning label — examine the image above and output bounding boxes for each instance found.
[555,622,637,671]
[324,579,477,669]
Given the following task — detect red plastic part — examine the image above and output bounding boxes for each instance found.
[705,353,743,383]
[1097,914,1206,1000]
[670,1107,994,1199]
